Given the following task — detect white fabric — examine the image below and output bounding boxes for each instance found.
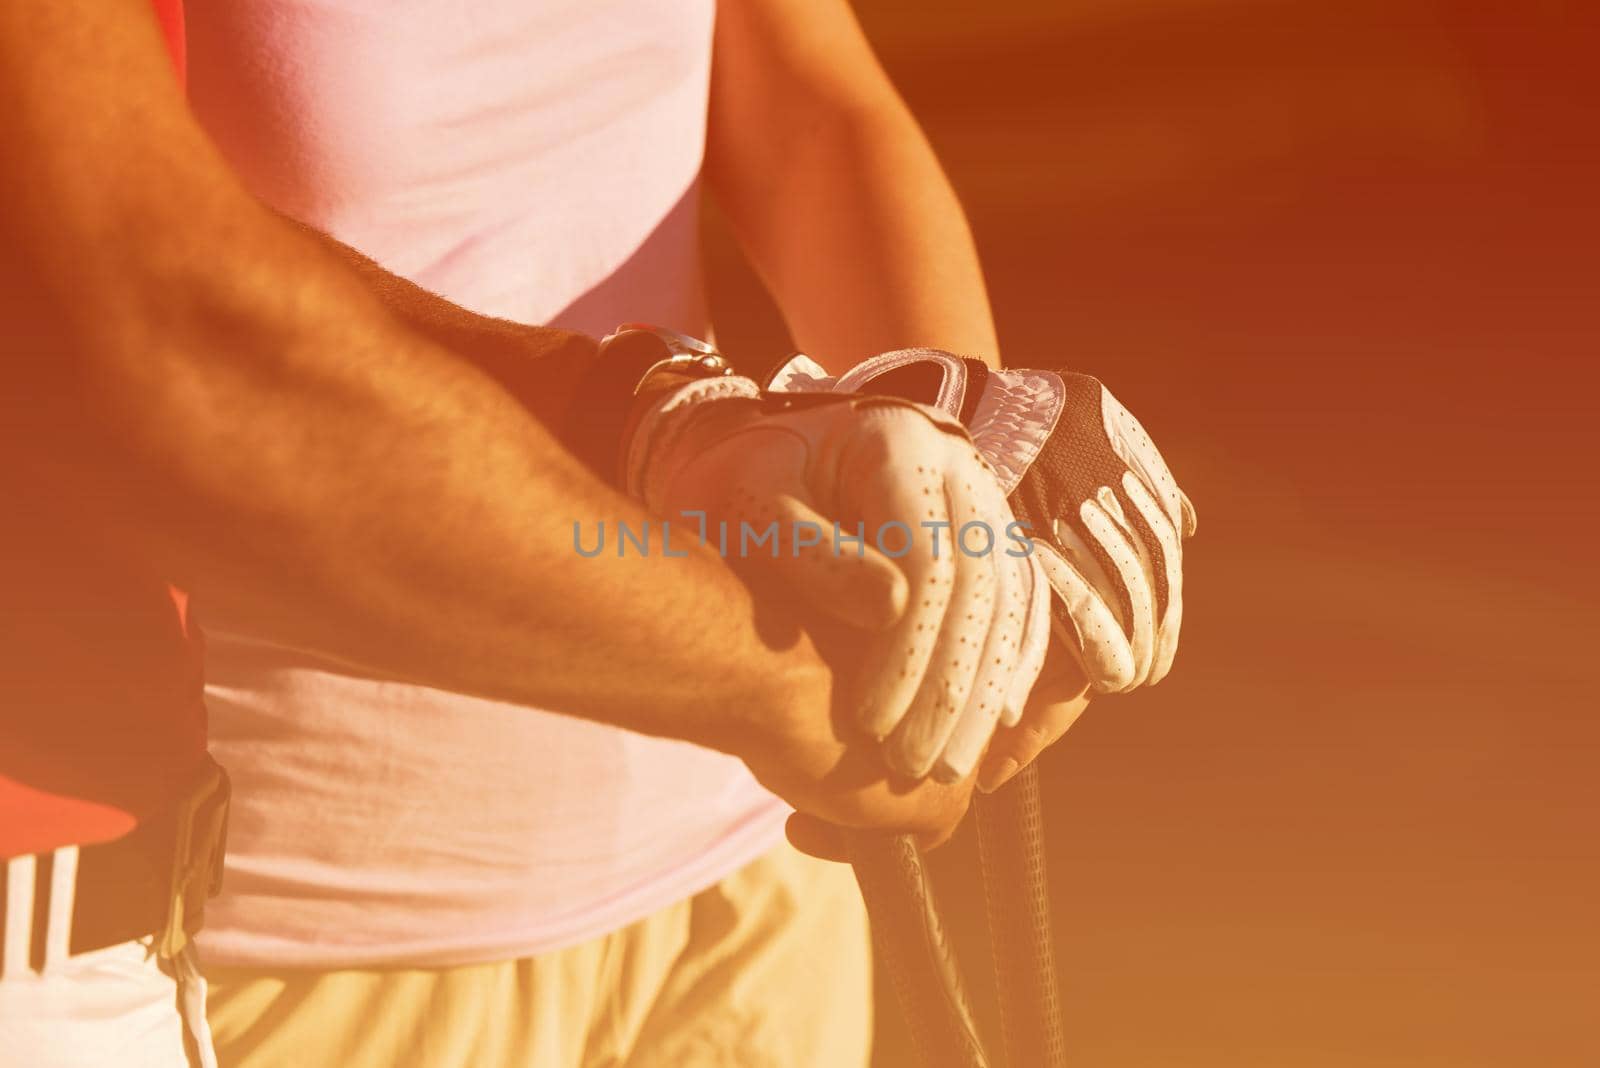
[962,368,1067,496]
[640,388,1050,780]
[3,854,35,979]
[186,0,718,332]
[764,352,835,394]
[195,646,788,969]
[185,0,793,971]
[42,845,78,971]
[0,937,214,1068]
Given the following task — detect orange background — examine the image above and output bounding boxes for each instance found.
[708,2,1598,1064]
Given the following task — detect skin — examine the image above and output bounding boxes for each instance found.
[794,642,1092,863]
[705,0,1092,810]
[0,0,972,847]
[707,0,1003,371]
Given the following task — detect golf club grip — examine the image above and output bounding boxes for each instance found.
[849,830,989,1068]
[976,763,1068,1068]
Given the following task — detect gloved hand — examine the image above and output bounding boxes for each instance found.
[771,349,1196,694]
[626,370,1050,781]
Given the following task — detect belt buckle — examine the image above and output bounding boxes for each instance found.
[155,762,232,960]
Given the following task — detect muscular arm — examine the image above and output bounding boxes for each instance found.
[705,0,1000,372]
[0,0,816,757]
[271,212,588,433]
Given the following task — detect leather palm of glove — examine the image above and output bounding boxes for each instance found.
[770,349,1197,694]
[626,370,1050,781]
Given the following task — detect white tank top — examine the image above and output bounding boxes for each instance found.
[184,0,788,968]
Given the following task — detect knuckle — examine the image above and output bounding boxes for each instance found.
[1015,720,1053,749]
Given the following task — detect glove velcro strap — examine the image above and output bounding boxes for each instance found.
[630,388,972,511]
[785,348,1065,498]
[848,353,1066,497]
[835,348,971,414]
[765,349,980,415]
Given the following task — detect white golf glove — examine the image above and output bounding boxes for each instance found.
[771,349,1197,693]
[627,373,1050,781]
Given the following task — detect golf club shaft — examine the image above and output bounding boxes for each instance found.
[849,762,1066,1067]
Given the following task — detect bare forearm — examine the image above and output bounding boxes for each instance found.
[706,0,1000,372]
[132,262,821,735]
[275,213,591,433]
[12,215,822,754]
[0,0,828,754]
[716,112,1000,370]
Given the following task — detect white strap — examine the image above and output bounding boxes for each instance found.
[2,854,35,978]
[834,348,972,416]
[42,845,78,971]
[173,944,219,1068]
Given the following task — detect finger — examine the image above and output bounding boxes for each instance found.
[844,423,958,741]
[749,493,908,631]
[1003,551,1053,725]
[1036,529,1136,693]
[1120,473,1178,613]
[785,813,853,863]
[1080,495,1156,691]
[785,760,971,855]
[934,547,1039,782]
[1122,473,1185,684]
[1103,387,1192,536]
[1150,582,1185,686]
[978,682,1091,794]
[1106,480,1163,634]
[886,462,1002,778]
[1100,481,1164,689]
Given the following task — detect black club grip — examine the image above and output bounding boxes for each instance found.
[850,762,1065,1068]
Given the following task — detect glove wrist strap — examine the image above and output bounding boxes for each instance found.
[769,349,1065,496]
[567,325,740,490]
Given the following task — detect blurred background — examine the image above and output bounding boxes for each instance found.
[707,1,1598,1064]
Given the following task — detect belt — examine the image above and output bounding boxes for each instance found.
[1,757,230,974]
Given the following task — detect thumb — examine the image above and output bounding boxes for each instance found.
[785,813,854,863]
[745,494,908,632]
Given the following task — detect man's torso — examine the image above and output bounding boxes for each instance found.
[180,0,788,968]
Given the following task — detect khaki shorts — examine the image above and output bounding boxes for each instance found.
[205,842,871,1068]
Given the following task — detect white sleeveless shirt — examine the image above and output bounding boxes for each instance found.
[184,0,788,968]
